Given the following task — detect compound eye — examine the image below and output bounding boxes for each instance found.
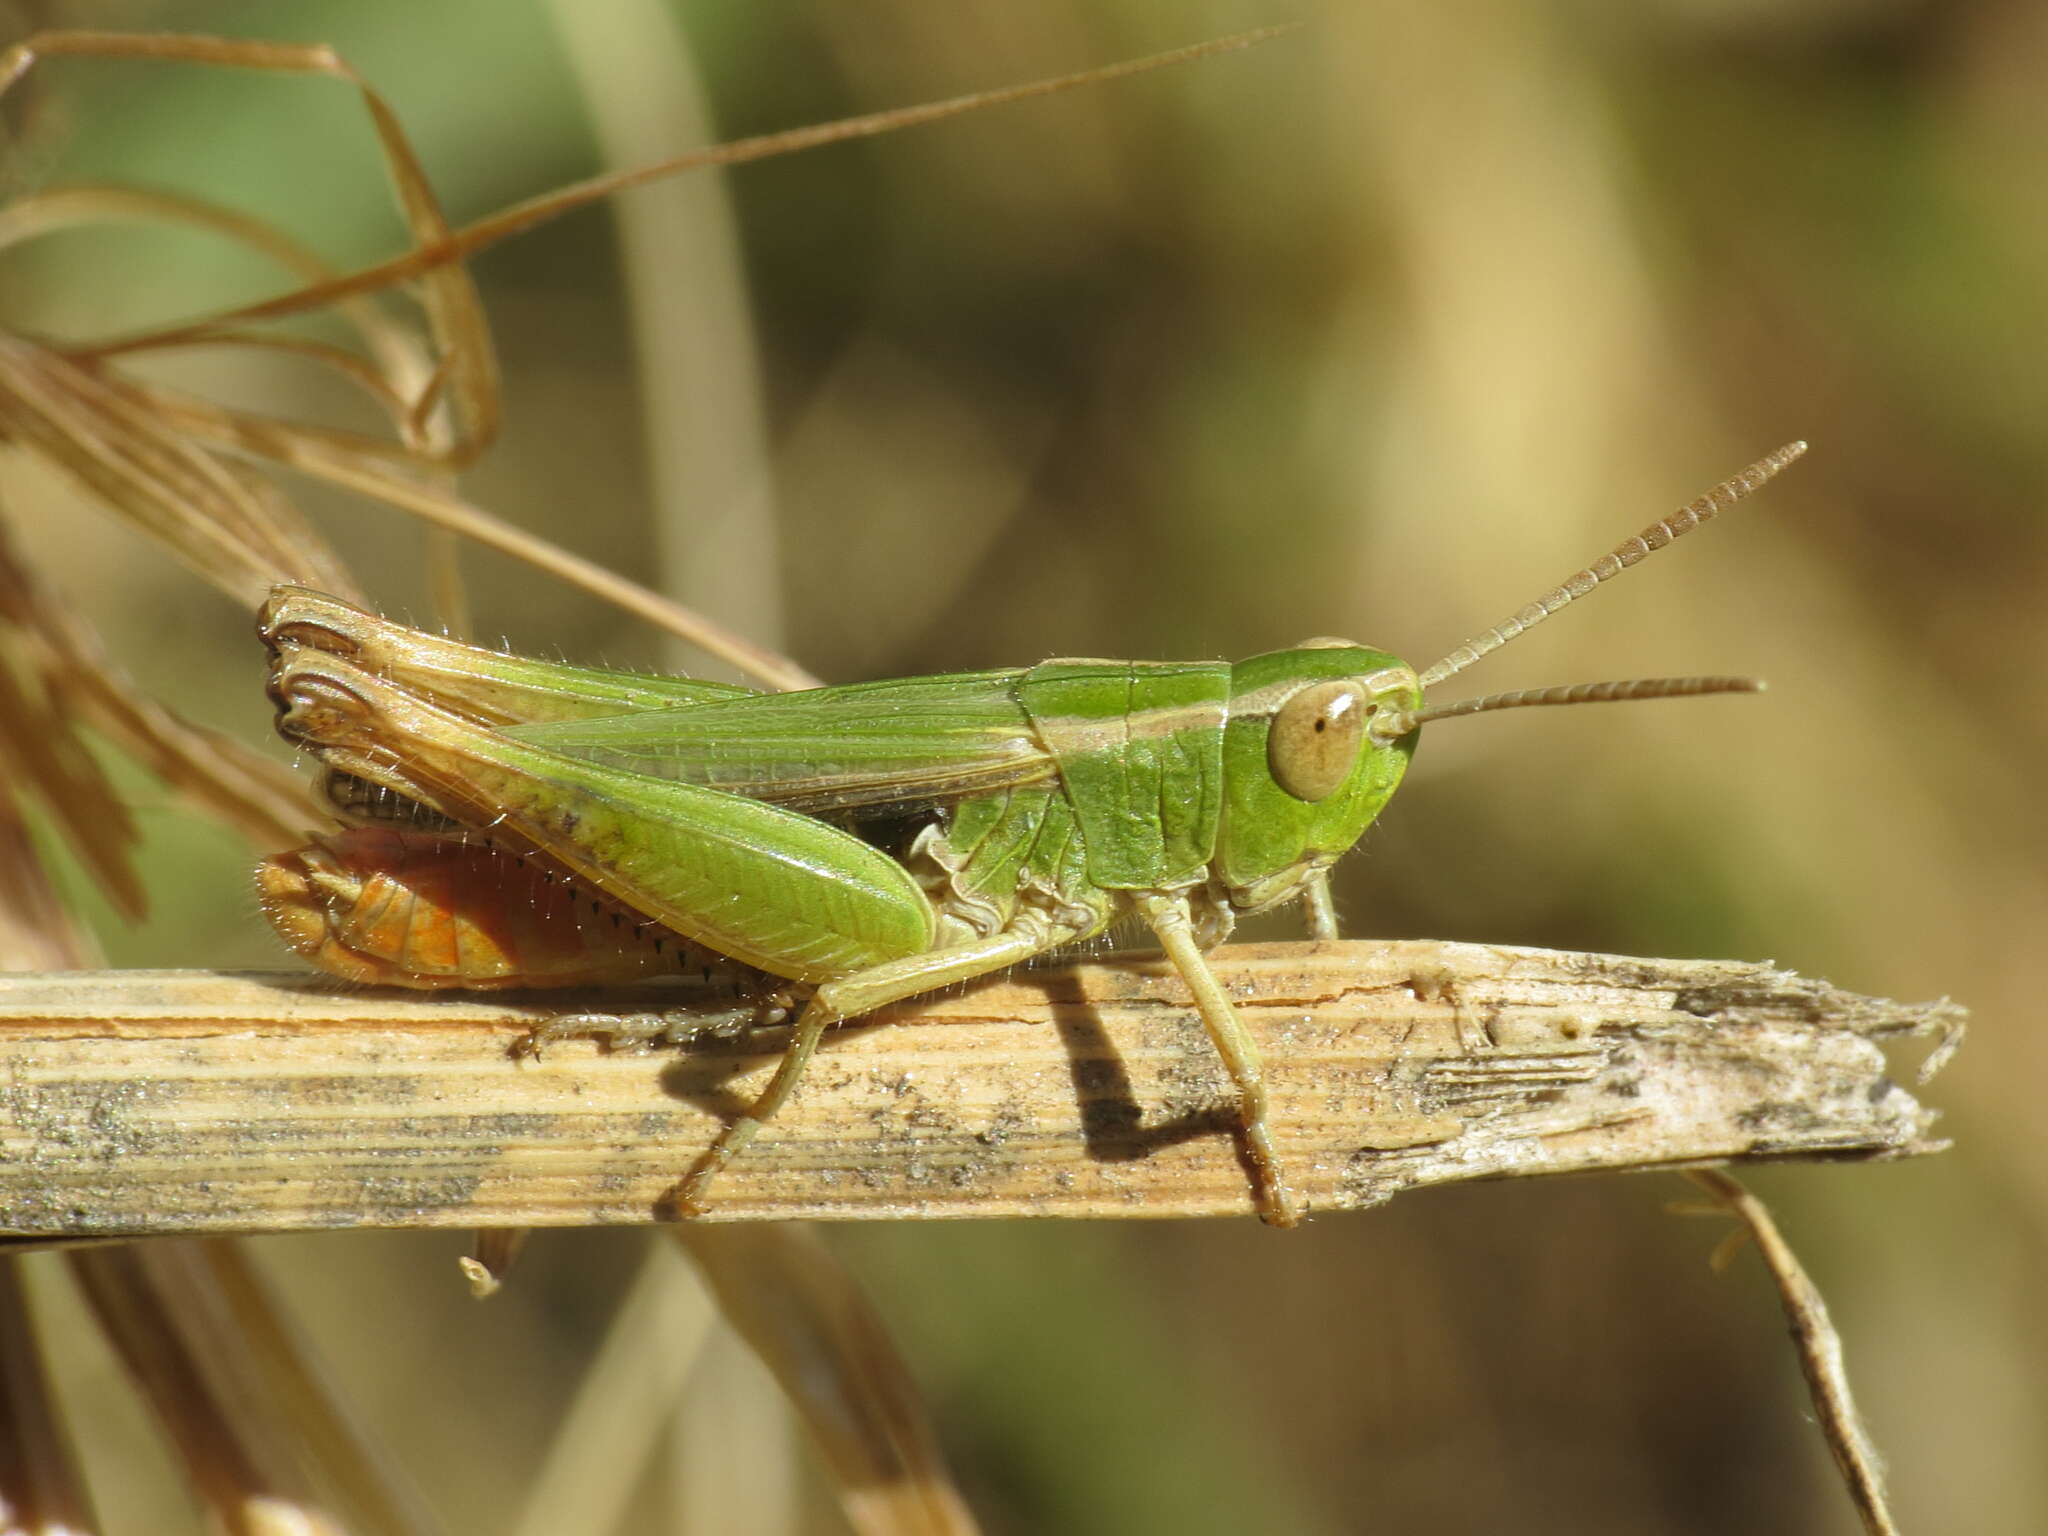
[1268,679,1369,802]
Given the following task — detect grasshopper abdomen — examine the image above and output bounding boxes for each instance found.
[258,826,716,989]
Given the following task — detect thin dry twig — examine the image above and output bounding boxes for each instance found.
[0,941,1955,1237]
[66,26,1297,350]
[1683,1169,1902,1536]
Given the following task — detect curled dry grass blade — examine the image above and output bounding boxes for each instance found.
[71,26,1295,348]
[0,26,1288,687]
[0,35,799,686]
[0,183,452,450]
[0,30,498,462]
[67,1240,445,1536]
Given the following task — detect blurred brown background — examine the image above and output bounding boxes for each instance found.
[3,1,2043,1531]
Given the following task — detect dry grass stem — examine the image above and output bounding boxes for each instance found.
[548,0,789,677]
[65,1242,426,1536]
[0,1258,96,1536]
[508,1241,717,1536]
[679,1224,980,1536]
[0,941,1953,1235]
[1684,1169,1902,1536]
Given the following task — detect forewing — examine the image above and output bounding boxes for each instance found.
[261,586,759,726]
[500,669,1055,813]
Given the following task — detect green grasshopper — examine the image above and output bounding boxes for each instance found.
[258,442,1804,1225]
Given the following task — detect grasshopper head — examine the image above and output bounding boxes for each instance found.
[1214,443,1810,914]
[1204,450,1802,921]
[1215,641,1422,910]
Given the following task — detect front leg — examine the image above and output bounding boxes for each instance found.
[1132,891,1300,1227]
[1299,868,1340,941]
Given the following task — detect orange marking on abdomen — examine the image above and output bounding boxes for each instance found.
[257,827,697,988]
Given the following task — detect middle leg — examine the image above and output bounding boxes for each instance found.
[674,923,1071,1213]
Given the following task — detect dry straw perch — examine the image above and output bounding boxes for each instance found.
[0,938,1953,1237]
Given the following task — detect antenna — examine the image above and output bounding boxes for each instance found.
[1417,442,1807,690]
[1373,675,1762,742]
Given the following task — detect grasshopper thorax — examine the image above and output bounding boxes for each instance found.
[1215,642,1421,911]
